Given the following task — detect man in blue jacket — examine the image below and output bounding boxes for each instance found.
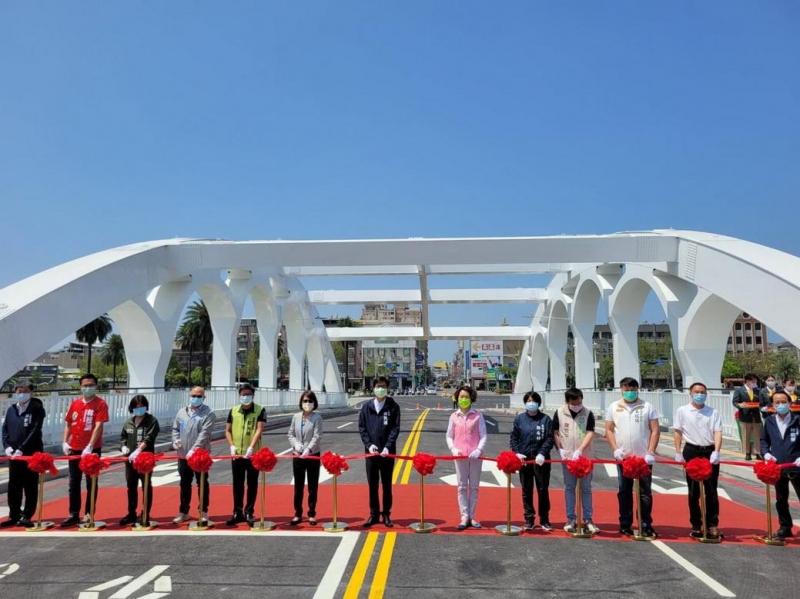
[1,382,46,528]
[358,376,401,528]
[760,390,800,540]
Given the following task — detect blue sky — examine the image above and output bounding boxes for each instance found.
[1,2,798,362]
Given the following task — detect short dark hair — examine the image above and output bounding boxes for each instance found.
[743,373,758,383]
[454,385,477,403]
[15,381,33,392]
[128,395,149,412]
[689,382,707,393]
[375,376,389,386]
[80,373,98,385]
[619,377,639,388]
[522,391,542,404]
[564,388,583,402]
[299,390,318,410]
[784,379,796,386]
[238,383,255,394]
[772,390,791,402]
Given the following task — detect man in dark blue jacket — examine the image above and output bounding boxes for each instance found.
[358,376,401,528]
[760,390,800,539]
[510,391,554,531]
[1,382,46,528]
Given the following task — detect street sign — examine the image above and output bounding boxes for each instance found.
[385,362,394,369]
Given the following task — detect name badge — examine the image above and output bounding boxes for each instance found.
[383,413,389,426]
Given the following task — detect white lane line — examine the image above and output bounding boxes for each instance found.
[109,566,169,598]
[652,541,735,597]
[134,594,168,599]
[151,472,182,487]
[312,532,360,599]
[337,422,354,429]
[154,576,172,592]
[277,448,293,456]
[85,576,134,591]
[604,464,618,478]
[486,421,497,427]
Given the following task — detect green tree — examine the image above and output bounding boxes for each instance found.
[597,356,615,388]
[721,353,743,379]
[769,351,800,382]
[177,300,213,386]
[101,334,126,387]
[76,314,113,374]
[245,336,260,380]
[731,351,770,379]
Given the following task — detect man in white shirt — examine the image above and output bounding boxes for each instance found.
[605,377,660,538]
[674,382,723,540]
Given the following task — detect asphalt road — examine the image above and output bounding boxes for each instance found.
[0,394,797,598]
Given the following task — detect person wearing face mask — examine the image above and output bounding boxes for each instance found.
[782,379,798,404]
[673,382,723,540]
[510,391,554,532]
[760,390,800,540]
[446,385,487,530]
[224,383,266,526]
[553,388,598,534]
[732,374,763,460]
[287,390,323,525]
[118,396,160,526]
[605,377,660,538]
[1,382,46,528]
[60,373,109,528]
[171,386,216,525]
[760,376,779,408]
[358,376,401,528]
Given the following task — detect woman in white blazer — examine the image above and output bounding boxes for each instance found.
[287,390,323,525]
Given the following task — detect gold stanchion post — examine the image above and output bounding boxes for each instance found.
[189,471,213,531]
[26,473,54,532]
[79,475,105,531]
[251,471,276,531]
[630,478,650,542]
[132,472,157,531]
[323,475,348,532]
[495,473,522,536]
[569,477,593,538]
[694,482,721,544]
[410,475,435,533]
[754,485,786,546]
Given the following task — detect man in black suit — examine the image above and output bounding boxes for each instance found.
[732,373,762,460]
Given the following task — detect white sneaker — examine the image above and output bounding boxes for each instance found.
[563,519,576,533]
[80,514,91,524]
[172,513,189,525]
[201,512,209,522]
[585,520,600,534]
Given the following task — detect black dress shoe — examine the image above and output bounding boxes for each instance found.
[226,513,246,526]
[245,513,255,525]
[362,516,379,528]
[119,514,138,526]
[0,518,18,528]
[776,527,794,539]
[745,454,752,461]
[382,515,394,528]
[17,518,33,528]
[60,515,80,528]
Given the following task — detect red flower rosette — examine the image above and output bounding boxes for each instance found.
[321,451,349,477]
[132,452,157,475]
[566,455,593,479]
[251,447,278,473]
[685,457,713,482]
[412,453,437,477]
[621,456,650,479]
[496,451,523,475]
[28,452,58,477]
[187,448,213,473]
[754,460,782,485]
[79,453,110,477]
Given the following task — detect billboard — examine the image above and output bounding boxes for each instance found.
[470,341,503,378]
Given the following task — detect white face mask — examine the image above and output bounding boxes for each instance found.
[786,386,797,394]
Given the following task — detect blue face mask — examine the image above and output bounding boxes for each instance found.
[15,393,31,403]
[240,395,254,405]
[525,402,539,412]
[133,407,147,417]
[189,395,204,407]
[692,394,707,405]
[776,403,790,415]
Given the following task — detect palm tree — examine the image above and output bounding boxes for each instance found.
[178,300,213,386]
[336,317,358,392]
[76,314,113,374]
[101,334,126,387]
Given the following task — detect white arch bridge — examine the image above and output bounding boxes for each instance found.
[1,230,799,396]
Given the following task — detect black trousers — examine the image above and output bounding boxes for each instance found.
[231,458,259,516]
[775,473,800,529]
[67,448,101,516]
[293,454,321,518]
[8,460,39,520]
[617,465,653,528]
[682,444,720,529]
[178,458,210,514]
[519,463,551,524]
[124,462,153,517]
[365,455,394,517]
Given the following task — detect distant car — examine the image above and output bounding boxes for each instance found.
[426,387,437,395]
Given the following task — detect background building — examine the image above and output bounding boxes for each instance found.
[727,312,768,353]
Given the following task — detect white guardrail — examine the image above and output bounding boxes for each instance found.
[510,390,741,440]
[0,388,350,446]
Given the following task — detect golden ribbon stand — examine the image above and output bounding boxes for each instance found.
[251,471,276,532]
[495,472,522,536]
[754,483,785,546]
[693,481,720,544]
[569,477,594,539]
[630,478,650,542]
[323,475,348,532]
[78,475,105,531]
[189,471,213,530]
[410,474,435,533]
[25,472,54,532]
[132,472,157,531]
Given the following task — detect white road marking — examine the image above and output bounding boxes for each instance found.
[485,421,497,427]
[154,576,172,592]
[0,562,19,579]
[152,463,178,472]
[337,422,353,429]
[151,472,182,487]
[277,448,293,456]
[78,592,98,599]
[109,565,170,598]
[652,540,735,597]
[485,459,514,487]
[134,594,169,599]
[85,575,133,591]
[291,469,333,486]
[604,464,618,477]
[312,532,360,599]
[438,473,502,488]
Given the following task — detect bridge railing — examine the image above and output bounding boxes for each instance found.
[0,388,350,446]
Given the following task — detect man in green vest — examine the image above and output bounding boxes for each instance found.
[224,383,266,526]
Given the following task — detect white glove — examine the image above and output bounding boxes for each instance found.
[128,448,141,463]
[761,406,769,413]
[674,453,685,463]
[710,451,720,465]
[613,448,625,460]
[380,448,390,456]
[368,444,379,454]
[516,453,527,462]
[644,454,656,466]
[301,449,310,458]
[4,447,13,457]
[558,448,567,460]
[82,445,93,457]
[244,447,254,459]
[173,440,182,450]
[468,449,481,459]
[572,449,582,460]
[535,454,545,466]
[765,453,777,462]
[12,450,22,458]
[294,442,304,453]
[62,442,72,455]
[451,447,461,457]
[794,458,800,468]
[186,449,195,460]
[121,446,131,456]
[230,445,238,457]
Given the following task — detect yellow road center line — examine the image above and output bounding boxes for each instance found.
[368,532,397,599]
[343,531,379,599]
[400,409,430,484]
[392,409,428,483]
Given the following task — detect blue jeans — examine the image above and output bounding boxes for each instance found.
[562,463,593,521]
